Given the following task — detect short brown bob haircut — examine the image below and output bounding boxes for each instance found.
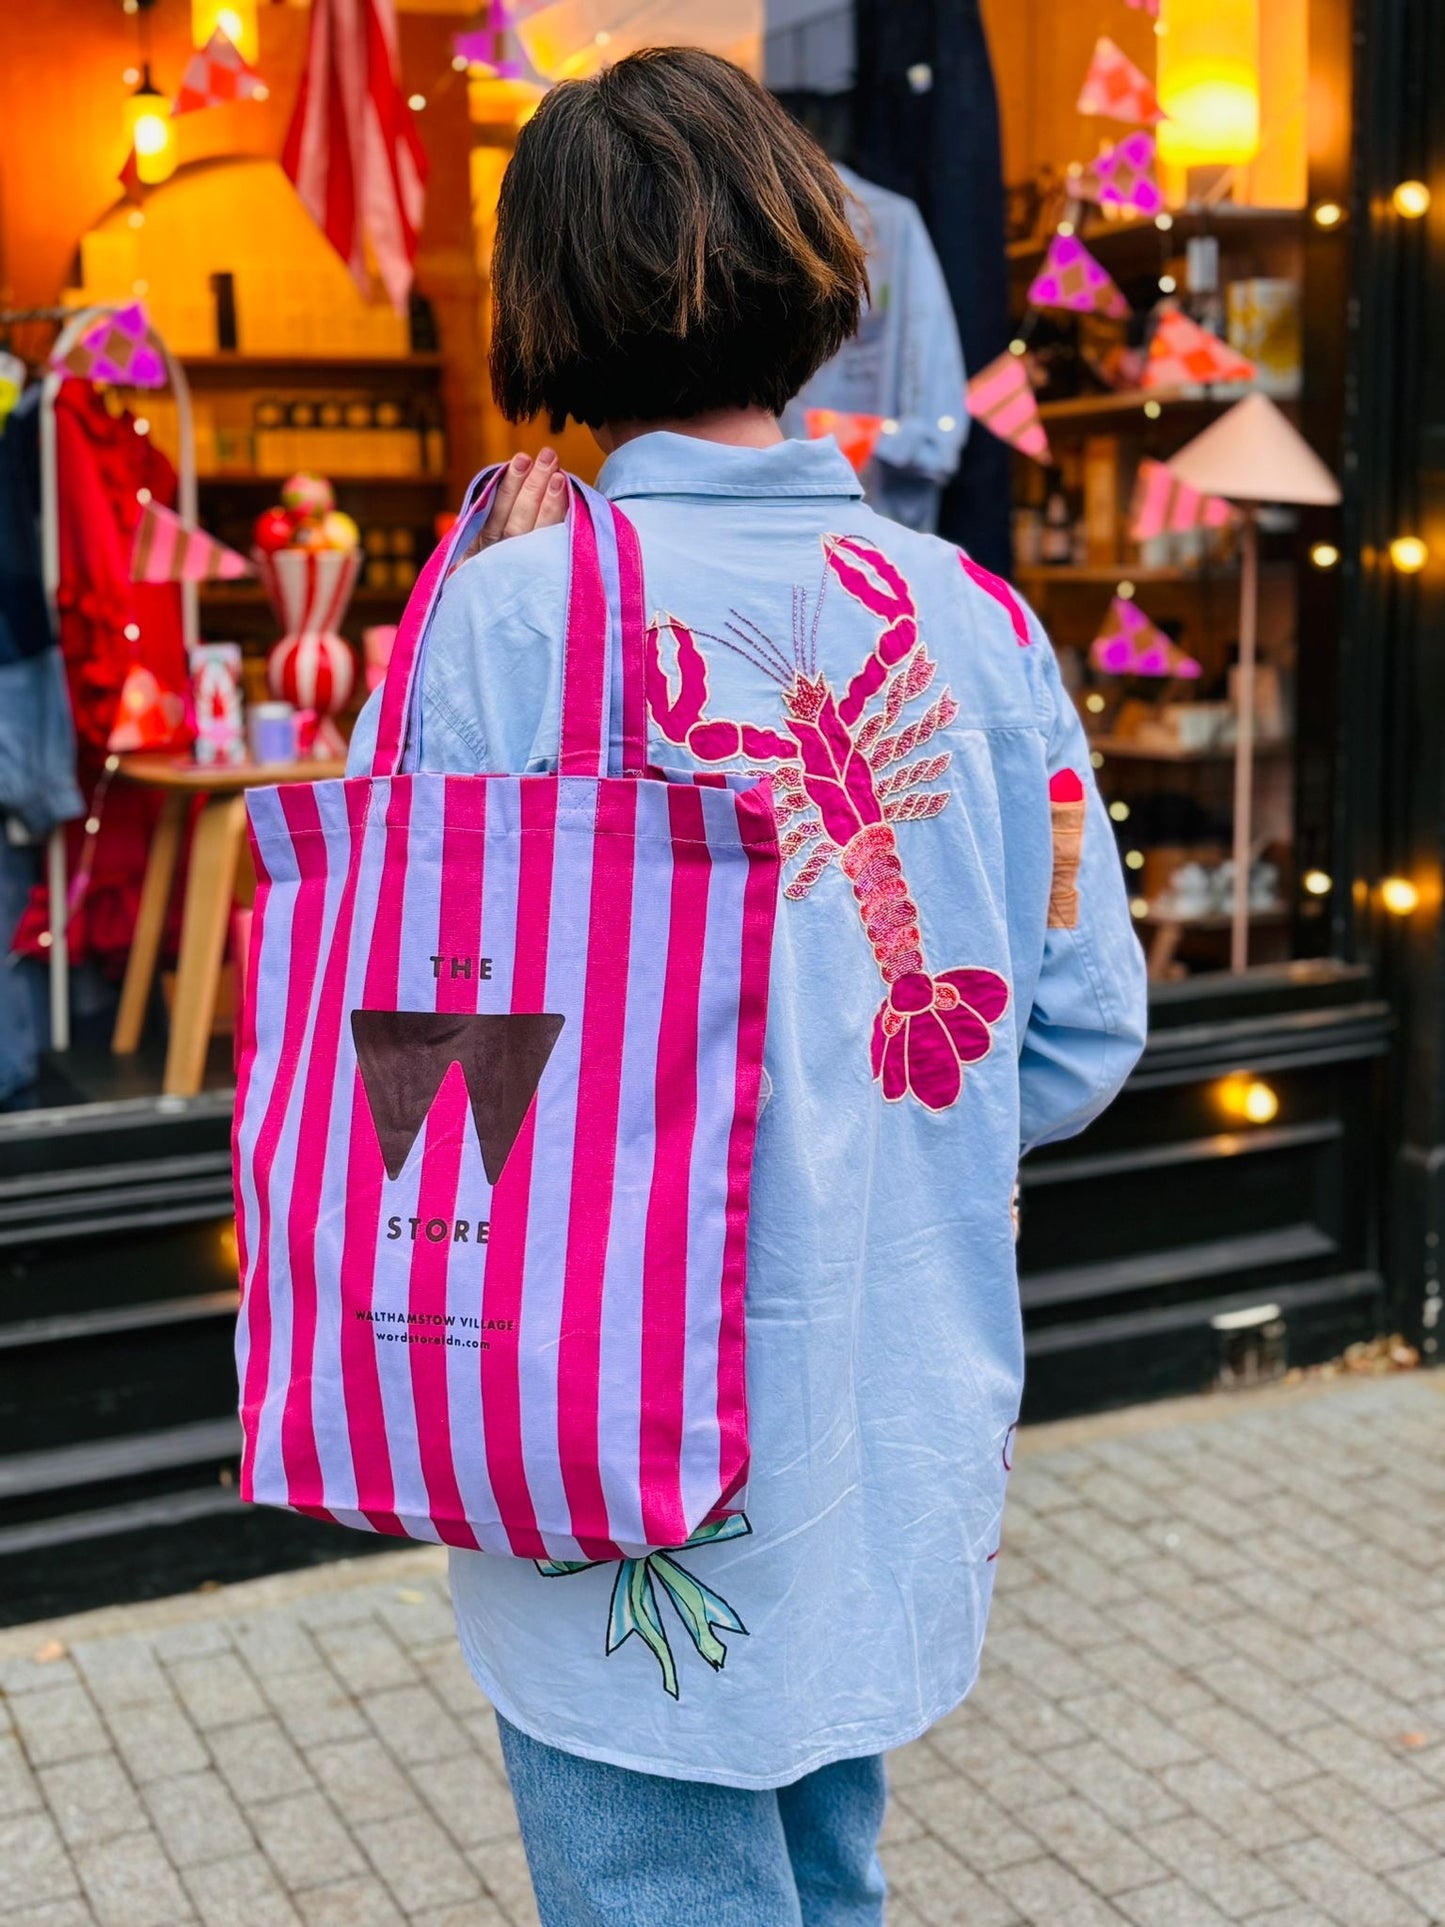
[489,47,869,430]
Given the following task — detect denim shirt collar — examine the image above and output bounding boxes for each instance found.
[596,430,865,503]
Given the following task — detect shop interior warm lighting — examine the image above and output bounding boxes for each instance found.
[1393,180,1432,219]
[124,67,176,186]
[1302,869,1332,896]
[1156,0,1261,170]
[1390,535,1429,573]
[1380,876,1421,916]
[1309,542,1340,570]
[1313,202,1345,229]
[193,0,258,62]
[1218,1075,1280,1125]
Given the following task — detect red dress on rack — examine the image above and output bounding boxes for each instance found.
[13,381,191,975]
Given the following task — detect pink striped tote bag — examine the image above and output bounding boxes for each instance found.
[233,471,780,1562]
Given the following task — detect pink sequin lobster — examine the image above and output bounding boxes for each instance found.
[647,535,1010,1111]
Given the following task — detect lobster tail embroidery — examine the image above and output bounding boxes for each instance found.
[647,534,1011,1111]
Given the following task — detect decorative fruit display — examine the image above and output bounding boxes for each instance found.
[252,473,363,758]
[252,506,298,553]
[251,474,357,558]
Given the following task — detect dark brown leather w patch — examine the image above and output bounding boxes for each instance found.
[350,1011,565,1185]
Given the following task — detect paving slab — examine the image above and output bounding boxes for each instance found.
[0,1371,1440,1924]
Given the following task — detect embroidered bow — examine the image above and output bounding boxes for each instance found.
[536,1513,751,1700]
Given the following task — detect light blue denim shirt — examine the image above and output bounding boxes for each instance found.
[348,433,1146,1787]
[784,166,967,533]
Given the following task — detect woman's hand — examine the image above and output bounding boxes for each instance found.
[474,446,569,550]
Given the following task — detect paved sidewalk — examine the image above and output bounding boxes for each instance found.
[2,1371,1443,1926]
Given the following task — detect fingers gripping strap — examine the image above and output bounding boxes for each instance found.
[372,466,502,778]
[374,469,649,781]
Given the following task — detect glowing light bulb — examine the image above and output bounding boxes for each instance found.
[1309,542,1340,570]
[1008,339,1028,357]
[1155,213,1174,232]
[124,68,176,184]
[1218,1074,1280,1125]
[1125,850,1146,871]
[1159,274,1178,294]
[1241,1081,1279,1124]
[1108,799,1130,822]
[1129,897,1150,919]
[1302,869,1332,896]
[1117,580,1136,600]
[1381,876,1420,915]
[1144,400,1163,420]
[1393,180,1431,218]
[1057,220,1075,238]
[1086,693,1107,715]
[1091,751,1105,770]
[1390,536,1428,573]
[407,93,427,111]
[1313,201,1345,229]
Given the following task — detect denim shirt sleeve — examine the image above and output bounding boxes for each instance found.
[870,197,967,488]
[1017,621,1148,1155]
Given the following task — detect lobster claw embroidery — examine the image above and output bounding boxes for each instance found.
[648,535,1011,1109]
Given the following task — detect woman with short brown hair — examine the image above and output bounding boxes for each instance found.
[350,45,1146,1927]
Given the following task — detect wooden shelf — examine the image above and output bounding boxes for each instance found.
[197,472,449,490]
[1092,735,1293,763]
[1008,205,1306,283]
[198,583,408,609]
[1017,563,1240,587]
[1136,905,1290,928]
[181,353,444,375]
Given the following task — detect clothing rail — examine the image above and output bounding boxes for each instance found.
[10,306,199,1053]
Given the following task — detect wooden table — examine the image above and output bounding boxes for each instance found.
[112,753,345,1097]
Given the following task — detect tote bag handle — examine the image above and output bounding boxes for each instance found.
[370,465,647,782]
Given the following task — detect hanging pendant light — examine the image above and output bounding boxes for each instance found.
[125,64,177,185]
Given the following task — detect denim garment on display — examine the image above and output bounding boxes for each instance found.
[785,167,967,533]
[348,434,1147,1787]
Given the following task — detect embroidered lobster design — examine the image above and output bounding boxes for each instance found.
[648,535,1010,1111]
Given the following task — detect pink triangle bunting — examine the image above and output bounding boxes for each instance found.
[1144,310,1256,390]
[965,352,1051,464]
[1129,458,1234,541]
[130,500,255,583]
[173,28,268,116]
[53,304,166,389]
[1077,36,1164,125]
[1125,0,1161,15]
[1027,232,1130,321]
[1089,597,1202,679]
[1076,132,1163,220]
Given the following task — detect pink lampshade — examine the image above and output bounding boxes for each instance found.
[1167,393,1341,508]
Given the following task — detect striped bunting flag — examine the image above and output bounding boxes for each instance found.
[1130,458,1234,541]
[966,353,1051,464]
[282,0,428,312]
[131,500,256,583]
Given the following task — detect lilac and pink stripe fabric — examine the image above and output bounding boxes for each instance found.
[234,473,779,1561]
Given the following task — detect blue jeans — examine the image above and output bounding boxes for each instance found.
[497,1715,888,1927]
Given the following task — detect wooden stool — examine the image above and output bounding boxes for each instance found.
[111,753,344,1096]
